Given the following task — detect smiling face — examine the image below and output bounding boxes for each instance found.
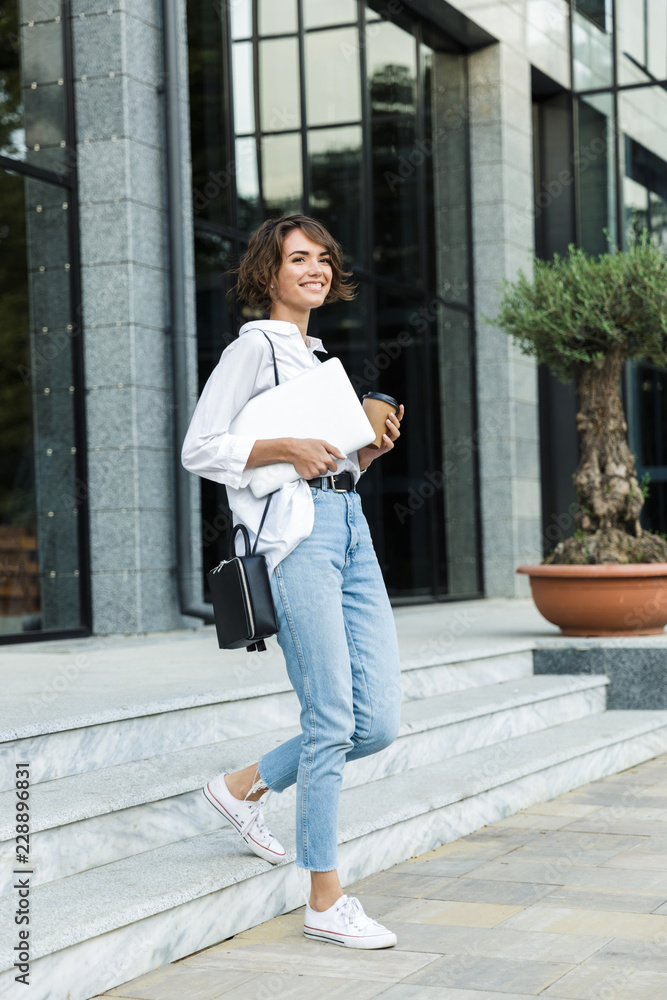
[269,228,333,319]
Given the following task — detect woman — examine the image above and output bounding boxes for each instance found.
[182,214,404,949]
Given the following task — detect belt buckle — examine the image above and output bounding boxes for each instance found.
[331,474,348,493]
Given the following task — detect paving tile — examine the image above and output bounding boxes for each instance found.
[522,803,601,819]
[423,877,557,906]
[389,922,609,964]
[592,936,667,973]
[537,886,667,914]
[104,965,261,998]
[402,954,572,993]
[602,849,667,870]
[464,828,542,848]
[510,831,645,866]
[181,942,438,982]
[373,989,553,999]
[380,898,523,928]
[499,905,667,940]
[541,961,667,998]
[350,872,455,898]
[492,813,578,830]
[224,913,304,947]
[217,974,389,999]
[391,857,495,877]
[465,858,667,892]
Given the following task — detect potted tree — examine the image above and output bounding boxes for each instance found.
[495,233,667,635]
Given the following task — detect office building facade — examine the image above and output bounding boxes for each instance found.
[1,0,665,640]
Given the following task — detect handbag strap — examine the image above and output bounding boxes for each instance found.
[250,332,279,557]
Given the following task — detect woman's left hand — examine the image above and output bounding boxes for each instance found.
[358,403,404,471]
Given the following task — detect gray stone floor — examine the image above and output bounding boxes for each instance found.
[100,753,667,1000]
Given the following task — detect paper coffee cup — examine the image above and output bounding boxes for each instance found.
[362,392,399,449]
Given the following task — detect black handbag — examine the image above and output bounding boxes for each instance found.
[206,333,279,654]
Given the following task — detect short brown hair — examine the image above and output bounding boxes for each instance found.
[233,214,357,311]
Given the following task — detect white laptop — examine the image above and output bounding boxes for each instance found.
[229,357,376,497]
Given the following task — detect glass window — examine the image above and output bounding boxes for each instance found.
[304,0,358,29]
[259,0,297,36]
[259,36,301,131]
[366,18,417,117]
[647,0,667,81]
[230,0,253,40]
[232,41,255,134]
[305,27,361,126]
[576,93,616,252]
[235,136,262,233]
[187,1,479,603]
[309,125,363,264]
[0,14,68,172]
[261,132,302,215]
[572,0,613,90]
[616,0,651,86]
[188,3,231,227]
[371,116,420,284]
[621,88,667,250]
[0,170,82,635]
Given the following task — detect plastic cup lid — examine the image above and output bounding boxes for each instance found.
[362,392,399,408]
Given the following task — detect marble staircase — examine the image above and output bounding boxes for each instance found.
[2,639,667,1000]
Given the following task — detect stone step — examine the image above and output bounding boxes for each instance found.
[1,710,666,1000]
[0,645,535,791]
[0,675,607,894]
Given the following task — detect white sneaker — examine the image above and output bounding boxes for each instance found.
[203,774,286,865]
[304,894,397,949]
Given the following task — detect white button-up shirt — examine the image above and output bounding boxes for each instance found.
[181,320,362,576]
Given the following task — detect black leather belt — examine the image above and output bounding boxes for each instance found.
[307,470,355,492]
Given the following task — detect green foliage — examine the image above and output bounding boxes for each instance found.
[640,471,651,499]
[492,233,667,383]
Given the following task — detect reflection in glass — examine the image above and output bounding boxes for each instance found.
[309,126,363,264]
[0,170,81,634]
[0,12,69,171]
[576,93,616,252]
[259,0,297,36]
[616,0,651,85]
[367,18,417,116]
[235,136,261,233]
[261,132,302,215]
[435,304,479,596]
[572,1,613,90]
[194,230,238,587]
[623,95,667,251]
[230,0,252,40]
[647,0,667,81]
[187,0,230,227]
[371,116,420,284]
[305,27,361,126]
[426,50,470,306]
[259,37,300,131]
[232,41,255,134]
[374,286,436,598]
[303,0,358,29]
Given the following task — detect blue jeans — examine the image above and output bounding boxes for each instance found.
[258,484,402,871]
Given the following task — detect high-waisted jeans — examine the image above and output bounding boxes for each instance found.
[258,483,402,871]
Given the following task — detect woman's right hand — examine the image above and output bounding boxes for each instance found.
[289,438,346,480]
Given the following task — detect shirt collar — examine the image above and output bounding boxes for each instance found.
[238,319,328,354]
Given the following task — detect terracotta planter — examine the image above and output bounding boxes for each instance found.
[516,563,667,636]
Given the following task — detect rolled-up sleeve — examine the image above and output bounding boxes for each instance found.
[181,335,265,489]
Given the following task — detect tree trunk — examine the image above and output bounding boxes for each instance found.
[573,349,643,535]
[546,350,667,564]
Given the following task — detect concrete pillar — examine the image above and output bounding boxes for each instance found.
[468,39,542,596]
[72,0,200,632]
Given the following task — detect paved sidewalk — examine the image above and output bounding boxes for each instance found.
[101,753,667,1000]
